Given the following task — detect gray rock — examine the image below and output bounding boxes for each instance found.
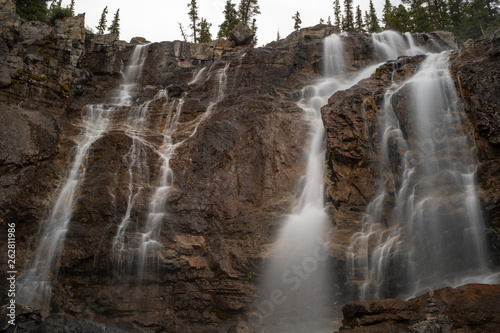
[431,30,459,49]
[130,36,149,44]
[0,104,60,166]
[427,306,440,314]
[0,0,15,12]
[229,22,255,46]
[227,321,254,333]
[409,316,455,333]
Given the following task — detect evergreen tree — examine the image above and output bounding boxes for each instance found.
[198,18,212,43]
[238,0,260,25]
[179,22,188,42]
[463,0,500,39]
[96,6,108,34]
[343,0,354,31]
[391,4,411,32]
[69,0,75,16]
[108,8,120,38]
[368,0,381,32]
[364,10,371,31]
[355,5,364,32]
[327,16,332,25]
[383,0,396,30]
[251,18,258,44]
[218,0,240,38]
[47,0,72,24]
[16,0,49,22]
[277,29,280,41]
[187,0,199,43]
[320,18,325,24]
[292,11,302,30]
[333,0,342,27]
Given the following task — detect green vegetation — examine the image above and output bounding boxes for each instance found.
[96,6,108,34]
[16,0,73,24]
[187,0,199,43]
[217,0,239,38]
[292,11,302,31]
[197,18,212,43]
[108,8,120,38]
[16,0,49,22]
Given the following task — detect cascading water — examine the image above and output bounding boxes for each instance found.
[107,62,231,279]
[111,89,169,276]
[252,34,381,333]
[372,30,426,61]
[347,49,494,300]
[16,44,149,308]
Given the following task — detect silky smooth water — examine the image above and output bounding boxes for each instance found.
[254,34,381,333]
[347,51,494,300]
[17,44,149,308]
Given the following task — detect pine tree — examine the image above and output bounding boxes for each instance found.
[108,8,120,38]
[327,16,332,25]
[187,0,199,43]
[96,6,108,34]
[364,10,371,31]
[198,18,212,43]
[343,0,354,31]
[179,22,188,42]
[238,0,260,25]
[69,0,75,16]
[251,18,258,44]
[292,11,302,30]
[47,0,72,24]
[368,0,381,32]
[218,0,240,38]
[355,5,364,32]
[333,0,341,28]
[383,0,395,30]
[16,0,49,22]
[277,29,280,41]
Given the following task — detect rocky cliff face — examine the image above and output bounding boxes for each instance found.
[1,3,499,332]
[321,34,500,302]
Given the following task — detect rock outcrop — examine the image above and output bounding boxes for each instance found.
[321,35,500,300]
[336,284,500,332]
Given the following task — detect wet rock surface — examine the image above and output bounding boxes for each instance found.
[336,284,500,333]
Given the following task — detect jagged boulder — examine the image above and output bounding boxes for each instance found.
[336,284,500,333]
[229,22,255,46]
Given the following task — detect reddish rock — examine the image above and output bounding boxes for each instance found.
[336,284,500,333]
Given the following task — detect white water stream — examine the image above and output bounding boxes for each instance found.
[347,47,496,300]
[253,34,382,333]
[17,45,149,308]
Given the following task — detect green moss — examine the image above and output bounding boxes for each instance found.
[60,83,70,92]
[10,79,26,84]
[93,155,102,161]
[374,71,383,77]
[17,70,52,83]
[215,309,232,321]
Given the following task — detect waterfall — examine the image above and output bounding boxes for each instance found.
[111,61,230,279]
[17,44,149,308]
[347,51,493,300]
[372,30,426,61]
[251,34,379,333]
[111,89,169,276]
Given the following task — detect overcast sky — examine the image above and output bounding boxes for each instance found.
[61,0,398,46]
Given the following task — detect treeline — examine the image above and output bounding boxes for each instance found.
[15,0,121,38]
[334,0,500,41]
[180,0,260,44]
[16,0,74,25]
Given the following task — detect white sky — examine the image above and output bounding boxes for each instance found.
[61,0,397,46]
